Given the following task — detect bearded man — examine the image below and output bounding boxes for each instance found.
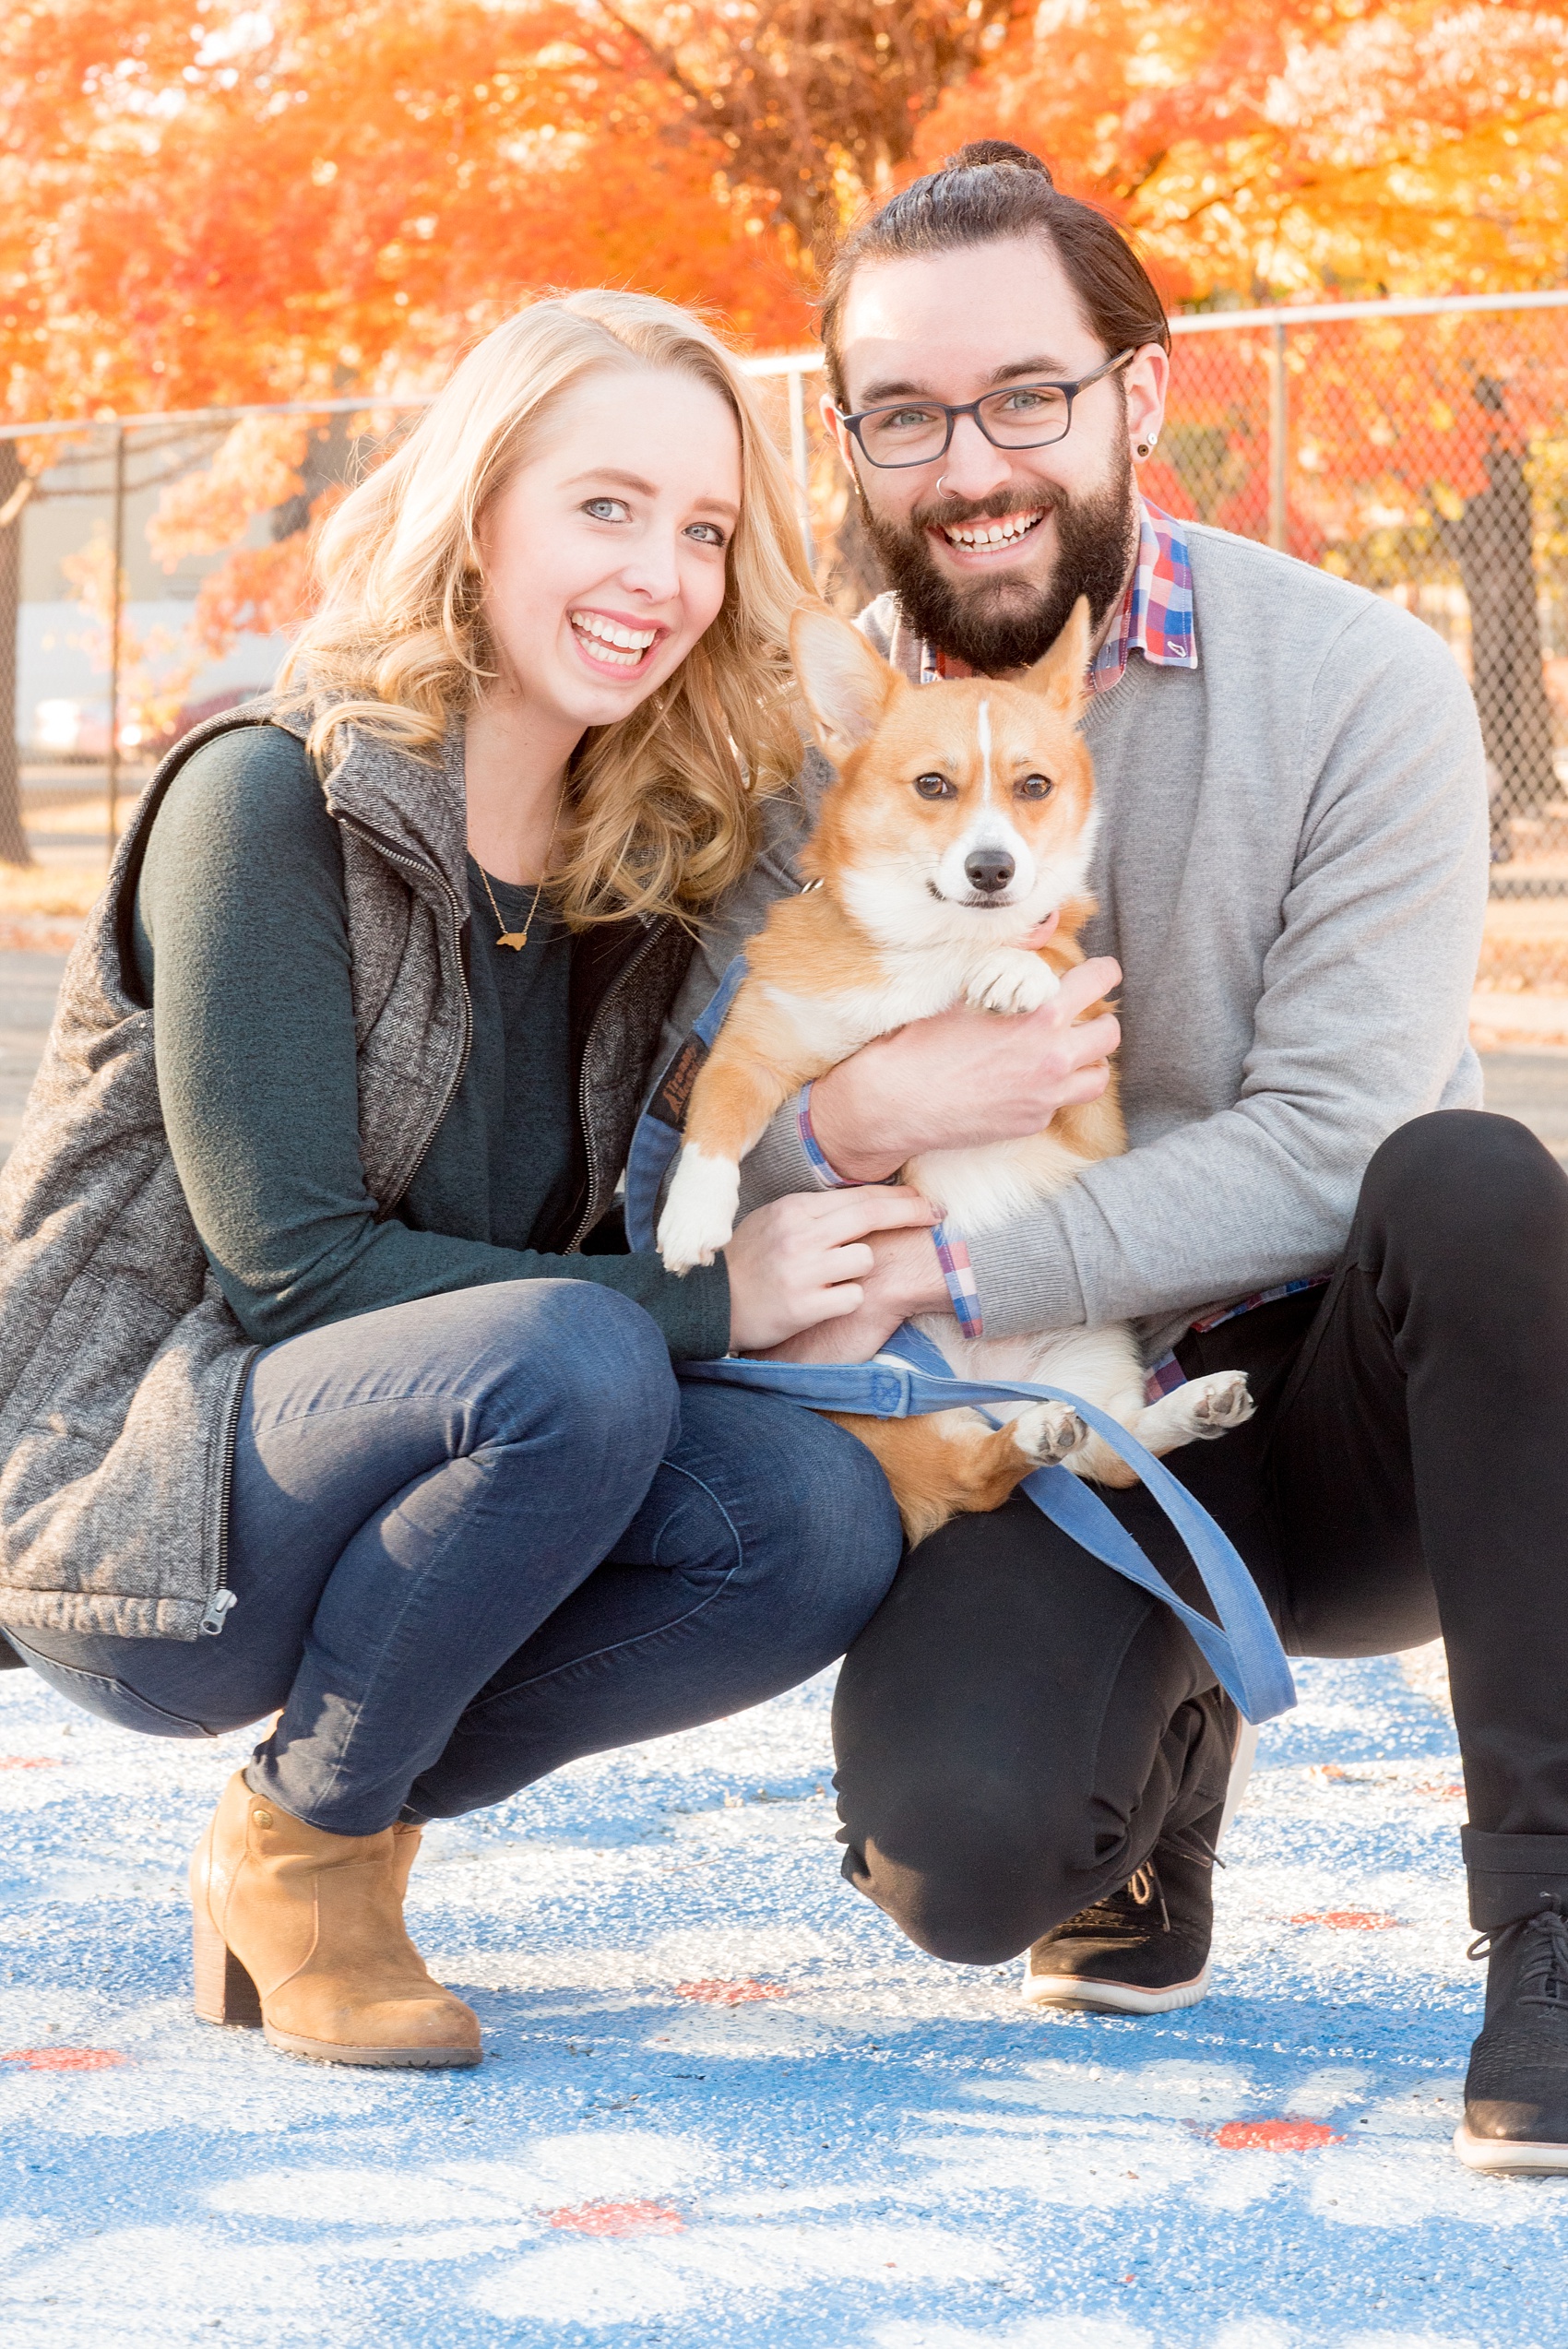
[660,143,1568,2175]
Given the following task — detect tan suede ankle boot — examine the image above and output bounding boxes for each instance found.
[189,1771,480,2068]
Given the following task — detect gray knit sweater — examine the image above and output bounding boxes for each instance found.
[661,523,1490,1358]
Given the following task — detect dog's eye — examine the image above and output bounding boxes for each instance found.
[1016,774,1054,800]
[914,773,956,800]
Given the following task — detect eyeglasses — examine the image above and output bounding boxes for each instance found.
[837,349,1137,470]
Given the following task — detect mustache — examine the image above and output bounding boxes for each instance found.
[909,486,1064,535]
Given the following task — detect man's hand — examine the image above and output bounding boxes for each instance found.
[806,956,1122,1183]
[722,1187,936,1354]
[757,1221,950,1364]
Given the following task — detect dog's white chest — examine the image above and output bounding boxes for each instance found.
[760,950,978,1059]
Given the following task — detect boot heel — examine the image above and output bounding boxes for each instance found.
[192,1901,262,2027]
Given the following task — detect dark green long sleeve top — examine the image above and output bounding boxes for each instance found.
[132,726,731,1358]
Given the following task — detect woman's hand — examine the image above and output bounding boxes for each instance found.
[805,956,1122,1184]
[722,1187,937,1355]
[755,1223,951,1363]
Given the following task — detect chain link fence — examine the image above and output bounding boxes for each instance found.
[769,296,1568,1036]
[1154,297,1568,1038]
[5,297,1567,1017]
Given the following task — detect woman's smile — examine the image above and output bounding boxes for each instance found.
[568,605,666,675]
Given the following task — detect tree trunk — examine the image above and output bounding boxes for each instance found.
[269,409,355,542]
[0,442,33,866]
[1453,444,1559,824]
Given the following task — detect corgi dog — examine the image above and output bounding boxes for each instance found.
[657,596,1253,1545]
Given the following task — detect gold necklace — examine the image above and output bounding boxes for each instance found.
[477,792,564,951]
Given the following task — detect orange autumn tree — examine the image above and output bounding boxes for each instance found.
[3,0,1566,860]
[0,0,1026,855]
[919,0,1568,303]
[0,0,763,857]
[921,0,1568,807]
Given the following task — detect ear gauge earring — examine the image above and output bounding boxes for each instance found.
[1135,438,1155,460]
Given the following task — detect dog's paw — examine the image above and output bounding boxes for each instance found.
[657,1148,742,1274]
[1184,1370,1253,1439]
[965,949,1061,1017]
[1010,1398,1087,1466]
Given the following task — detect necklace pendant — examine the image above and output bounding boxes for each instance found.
[495,931,529,951]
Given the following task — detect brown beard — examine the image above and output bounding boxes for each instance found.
[860,442,1138,674]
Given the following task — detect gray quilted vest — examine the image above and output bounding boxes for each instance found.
[0,707,690,1642]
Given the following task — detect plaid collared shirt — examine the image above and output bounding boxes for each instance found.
[918,498,1198,696]
[1088,500,1196,694]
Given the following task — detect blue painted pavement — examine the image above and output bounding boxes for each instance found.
[0,1647,1562,2349]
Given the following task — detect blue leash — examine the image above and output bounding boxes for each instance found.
[627,965,1296,1726]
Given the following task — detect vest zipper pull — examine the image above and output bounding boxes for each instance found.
[199,1588,237,1636]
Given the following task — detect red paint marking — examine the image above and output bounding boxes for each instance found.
[0,1757,61,1771]
[548,2201,684,2236]
[675,1978,790,2005]
[1288,1910,1401,1930]
[1214,2118,1344,2152]
[0,2047,127,2071]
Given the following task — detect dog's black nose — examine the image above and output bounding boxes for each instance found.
[965,848,1015,895]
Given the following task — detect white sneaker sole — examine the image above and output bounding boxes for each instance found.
[1020,1960,1211,2015]
[1452,2122,1568,2175]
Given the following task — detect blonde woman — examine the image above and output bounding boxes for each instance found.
[0,292,925,2070]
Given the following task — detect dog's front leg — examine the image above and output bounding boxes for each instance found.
[657,1024,814,1272]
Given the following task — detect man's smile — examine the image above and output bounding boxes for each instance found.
[937,509,1047,556]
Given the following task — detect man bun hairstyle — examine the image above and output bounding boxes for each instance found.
[819,141,1170,405]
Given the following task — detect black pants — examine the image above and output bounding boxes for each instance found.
[833,1110,1568,1957]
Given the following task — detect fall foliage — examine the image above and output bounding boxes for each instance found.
[0,0,1564,858]
[6,0,1563,425]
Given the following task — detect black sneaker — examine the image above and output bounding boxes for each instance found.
[1454,1901,1568,2174]
[1021,1828,1218,2015]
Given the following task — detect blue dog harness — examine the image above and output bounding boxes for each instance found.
[626,964,1296,1726]
[622,953,751,1267]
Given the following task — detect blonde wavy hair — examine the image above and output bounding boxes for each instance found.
[277,291,814,927]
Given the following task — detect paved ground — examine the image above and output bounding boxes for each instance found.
[3,1645,1554,2349]
[1,958,1565,2348]
[0,956,71,1160]
[1473,1049,1568,1156]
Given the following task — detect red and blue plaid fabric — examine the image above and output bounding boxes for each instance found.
[1088,500,1196,696]
[797,1081,861,1189]
[799,1091,983,1336]
[932,1221,983,1338]
[1143,1275,1330,1404]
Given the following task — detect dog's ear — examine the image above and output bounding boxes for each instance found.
[790,601,901,763]
[1019,595,1092,719]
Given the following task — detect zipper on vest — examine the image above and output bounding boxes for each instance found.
[334,813,474,1220]
[565,920,671,1253]
[204,1343,258,1635]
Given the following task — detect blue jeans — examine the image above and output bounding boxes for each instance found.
[15,1281,903,1834]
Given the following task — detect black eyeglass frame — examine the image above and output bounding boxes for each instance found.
[836,347,1139,469]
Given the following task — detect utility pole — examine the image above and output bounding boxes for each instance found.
[1268,320,1289,554]
[105,421,126,855]
[0,439,32,865]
